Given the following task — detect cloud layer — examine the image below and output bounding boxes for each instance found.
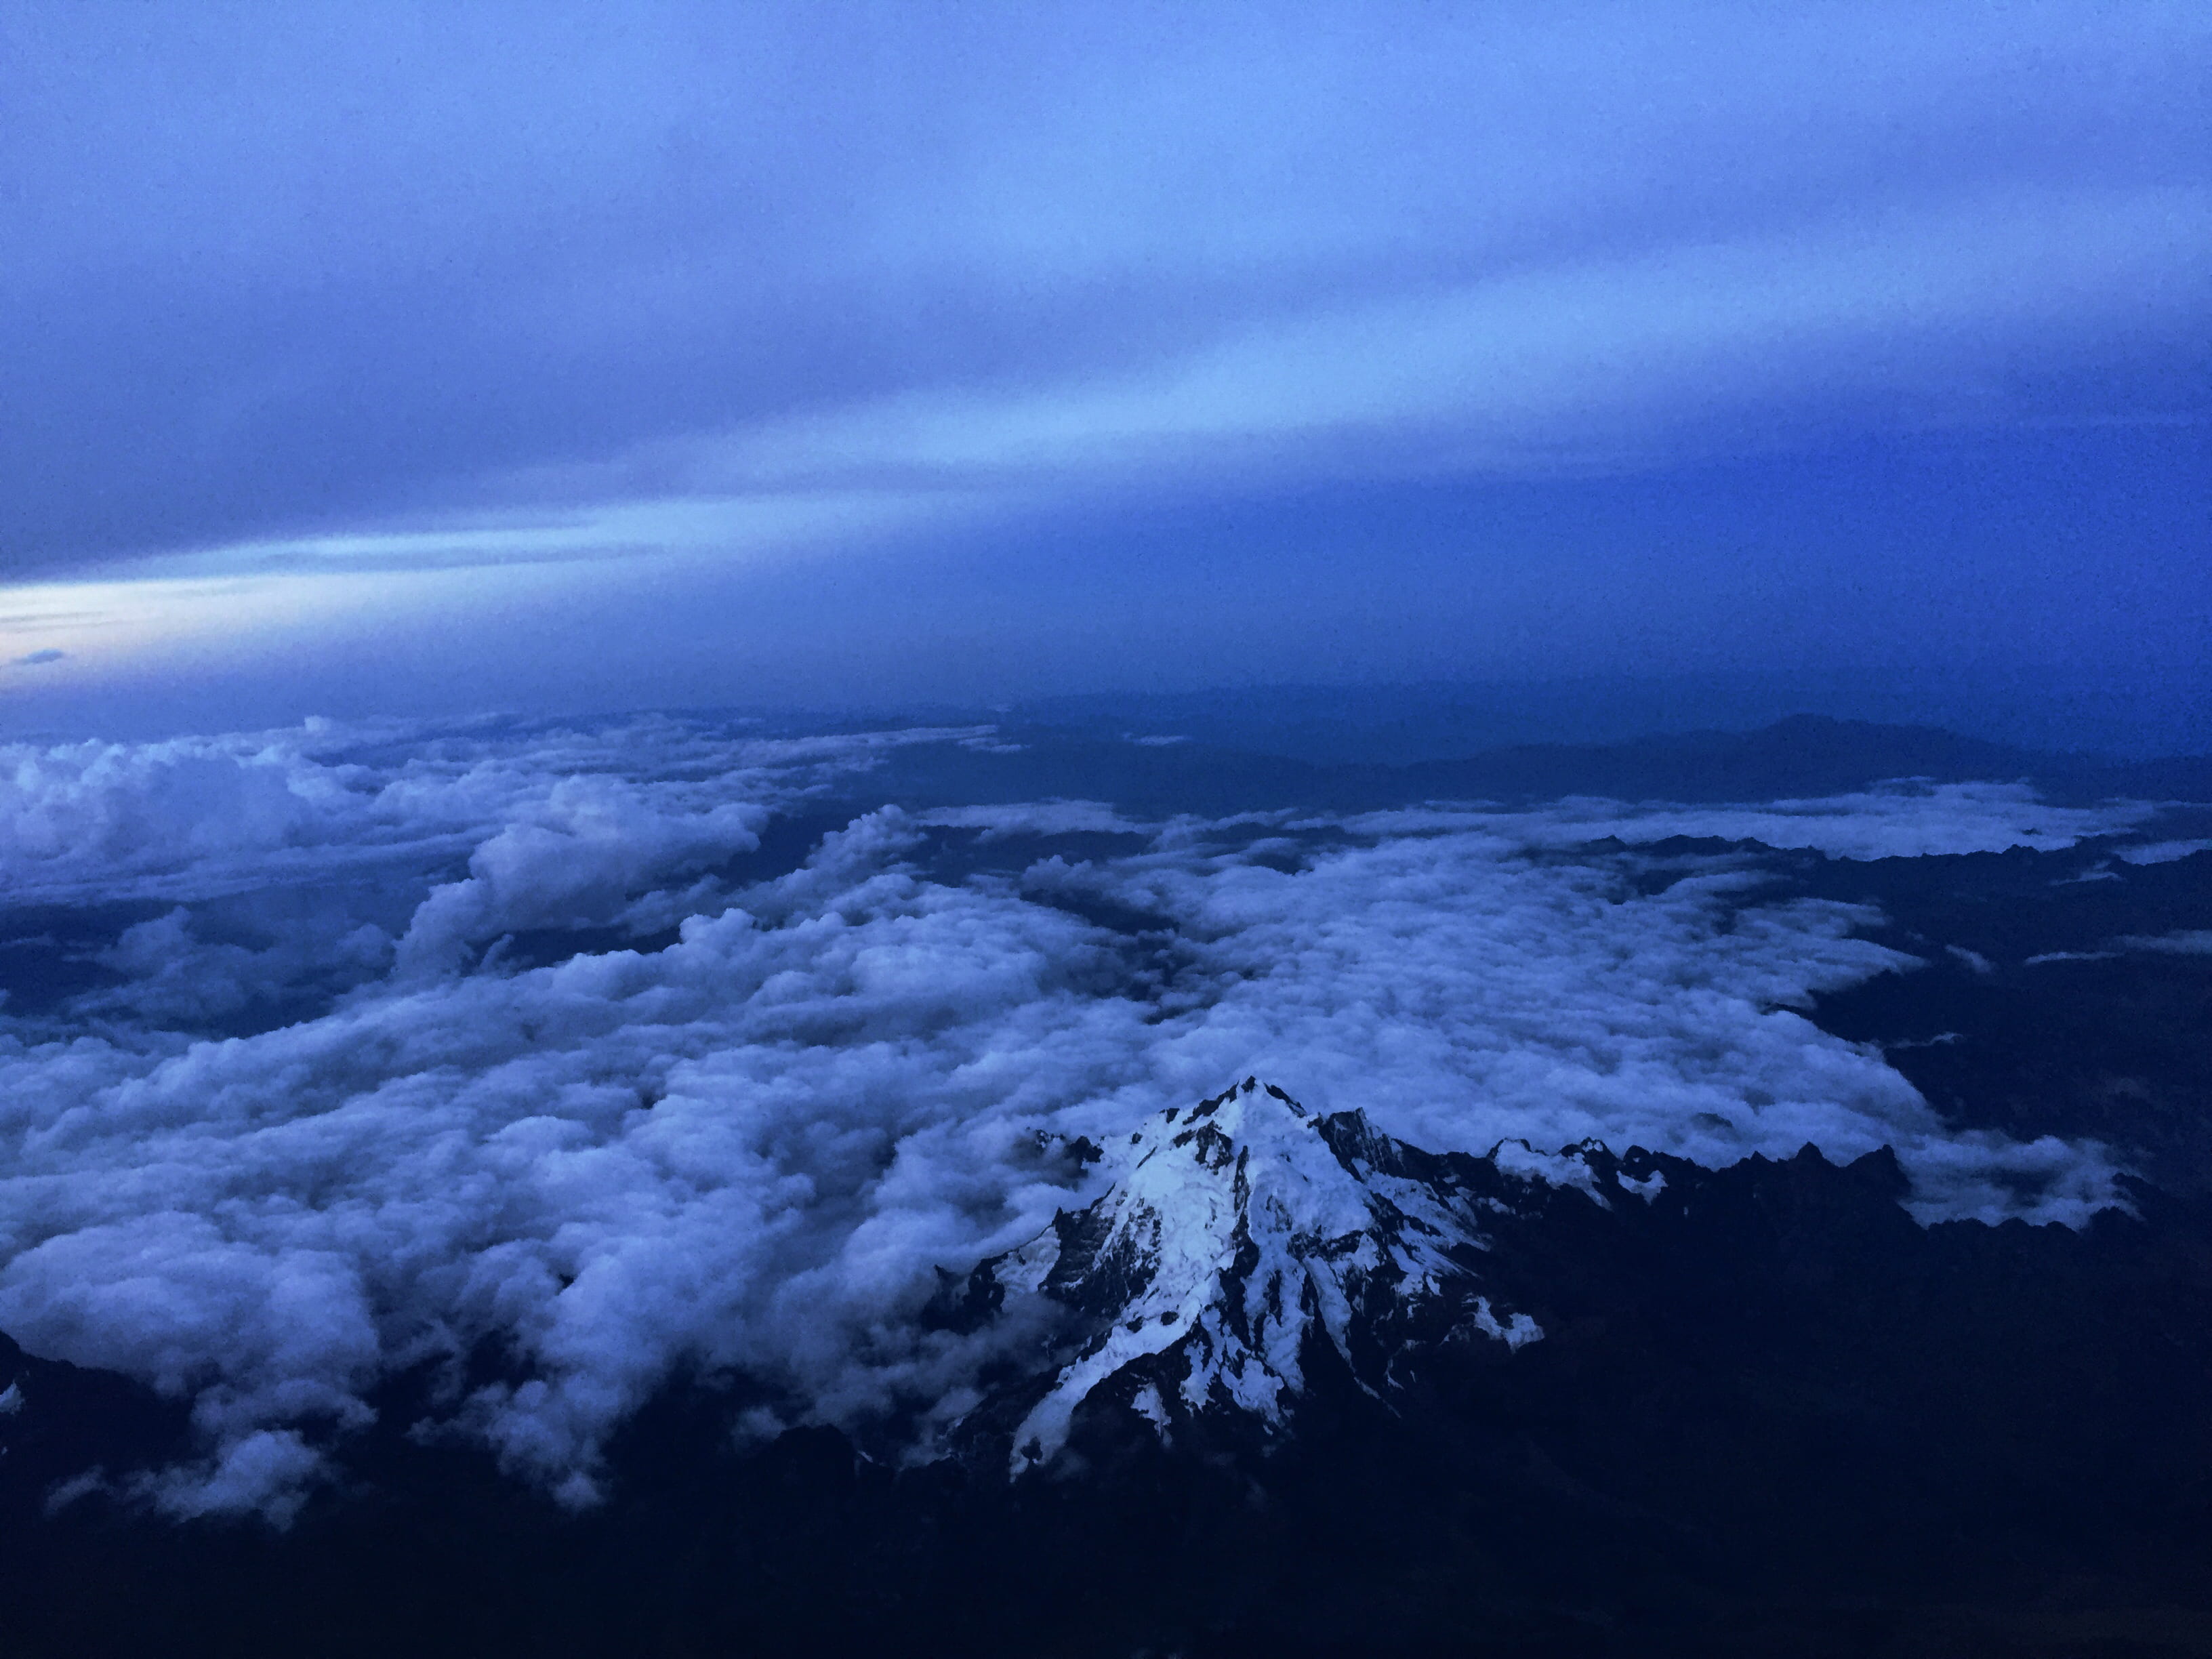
[0,716,2154,1516]
[5,4,2205,575]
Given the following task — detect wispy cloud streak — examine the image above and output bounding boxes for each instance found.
[3,3,2203,579]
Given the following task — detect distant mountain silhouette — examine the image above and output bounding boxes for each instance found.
[1012,674,2211,767]
[857,713,2212,816]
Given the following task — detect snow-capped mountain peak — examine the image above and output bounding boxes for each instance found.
[985,1079,1542,1472]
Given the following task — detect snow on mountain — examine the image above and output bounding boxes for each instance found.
[960,1078,1550,1472]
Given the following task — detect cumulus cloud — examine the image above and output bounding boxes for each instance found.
[0,716,989,907]
[0,714,2142,1517]
[79,905,396,1028]
[0,729,373,896]
[390,772,765,977]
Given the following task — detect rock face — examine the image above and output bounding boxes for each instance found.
[949,1078,1559,1471]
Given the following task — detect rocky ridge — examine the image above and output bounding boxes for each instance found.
[937,1078,1661,1471]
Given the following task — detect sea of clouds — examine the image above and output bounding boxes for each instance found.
[0,715,2162,1518]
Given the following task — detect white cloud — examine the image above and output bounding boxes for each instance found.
[79,905,395,1027]
[1332,783,2154,860]
[0,729,378,895]
[920,800,1151,840]
[2029,928,2212,966]
[2116,839,2212,865]
[1019,834,2108,1225]
[0,716,991,907]
[2112,929,2212,956]
[0,714,2142,1516]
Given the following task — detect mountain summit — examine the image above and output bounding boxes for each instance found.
[947,1079,1556,1471]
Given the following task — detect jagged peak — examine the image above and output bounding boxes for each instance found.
[994,1079,1541,1474]
[1183,1074,1304,1117]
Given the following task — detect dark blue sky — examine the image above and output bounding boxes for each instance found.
[3,2,2206,741]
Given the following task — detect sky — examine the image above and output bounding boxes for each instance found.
[2,2,2207,741]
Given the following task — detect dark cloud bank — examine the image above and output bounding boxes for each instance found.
[1,710,2209,1655]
